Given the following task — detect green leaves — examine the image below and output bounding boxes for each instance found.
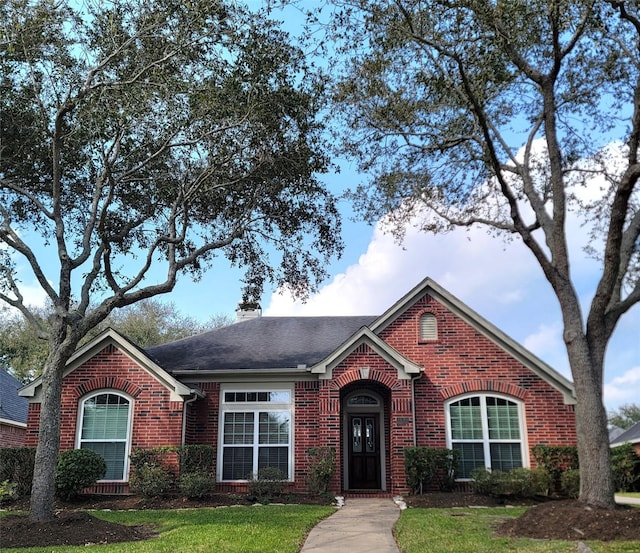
[1,0,341,324]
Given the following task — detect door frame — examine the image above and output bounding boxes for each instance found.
[342,389,386,491]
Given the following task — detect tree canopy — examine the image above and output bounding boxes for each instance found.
[317,0,640,508]
[609,404,640,430]
[0,0,341,521]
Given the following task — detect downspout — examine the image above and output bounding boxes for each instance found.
[181,391,200,446]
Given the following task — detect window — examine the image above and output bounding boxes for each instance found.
[347,394,379,406]
[419,313,437,341]
[78,392,132,481]
[447,395,524,479]
[220,388,292,481]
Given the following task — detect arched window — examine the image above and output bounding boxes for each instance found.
[78,392,132,481]
[446,394,525,479]
[419,313,437,341]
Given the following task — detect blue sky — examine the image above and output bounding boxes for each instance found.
[6,1,639,412]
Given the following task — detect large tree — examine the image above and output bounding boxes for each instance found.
[0,0,341,521]
[320,0,640,508]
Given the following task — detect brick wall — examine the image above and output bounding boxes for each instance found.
[380,292,577,461]
[0,423,26,448]
[22,288,577,496]
[25,344,186,487]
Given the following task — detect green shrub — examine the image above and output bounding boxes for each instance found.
[560,468,580,498]
[470,468,493,495]
[306,447,336,495]
[55,449,106,500]
[177,445,215,475]
[531,445,578,493]
[611,443,640,492]
[0,447,36,497]
[178,471,215,499]
[470,467,552,498]
[404,447,459,494]
[0,480,19,504]
[129,447,175,497]
[130,464,173,497]
[248,467,288,502]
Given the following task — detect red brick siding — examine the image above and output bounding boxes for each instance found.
[0,423,26,448]
[23,289,577,496]
[25,345,185,484]
[379,293,577,463]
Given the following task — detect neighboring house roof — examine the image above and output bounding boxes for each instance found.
[19,328,198,401]
[0,369,28,426]
[609,426,625,442]
[146,316,376,373]
[610,421,640,447]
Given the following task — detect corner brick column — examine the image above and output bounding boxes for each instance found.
[389,379,414,495]
[318,379,342,493]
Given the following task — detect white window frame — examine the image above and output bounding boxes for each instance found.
[445,393,528,480]
[76,390,133,483]
[218,384,294,482]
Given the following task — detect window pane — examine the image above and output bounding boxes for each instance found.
[223,412,254,444]
[222,447,253,480]
[347,395,378,406]
[258,412,289,444]
[82,442,125,480]
[81,395,129,440]
[452,443,485,479]
[490,443,523,472]
[487,398,520,439]
[258,447,289,477]
[450,398,482,440]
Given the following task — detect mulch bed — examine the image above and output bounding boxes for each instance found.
[2,492,639,548]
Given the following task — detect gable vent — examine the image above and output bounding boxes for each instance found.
[419,313,437,341]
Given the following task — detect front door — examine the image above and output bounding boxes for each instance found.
[348,414,380,489]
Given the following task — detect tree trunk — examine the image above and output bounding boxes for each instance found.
[567,338,616,509]
[28,349,67,522]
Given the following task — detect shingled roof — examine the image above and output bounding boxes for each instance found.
[610,421,640,447]
[0,369,28,425]
[145,316,377,373]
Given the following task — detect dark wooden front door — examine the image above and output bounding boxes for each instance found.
[348,414,380,489]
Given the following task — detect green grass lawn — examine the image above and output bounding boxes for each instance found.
[0,505,335,553]
[617,492,640,498]
[394,507,640,553]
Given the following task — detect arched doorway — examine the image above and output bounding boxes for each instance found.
[342,387,388,491]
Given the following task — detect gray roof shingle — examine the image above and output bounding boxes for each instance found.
[611,420,640,446]
[145,316,377,372]
[0,369,28,424]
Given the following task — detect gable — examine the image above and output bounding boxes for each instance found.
[370,277,576,404]
[19,328,196,402]
[310,327,421,380]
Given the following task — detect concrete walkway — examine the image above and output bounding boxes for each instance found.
[300,498,400,553]
[616,494,640,506]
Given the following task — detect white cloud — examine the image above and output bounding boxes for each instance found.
[605,366,640,408]
[264,142,638,411]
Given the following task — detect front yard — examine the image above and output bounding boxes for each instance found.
[1,500,639,552]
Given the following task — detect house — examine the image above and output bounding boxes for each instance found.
[0,369,28,448]
[610,421,640,456]
[20,277,577,495]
